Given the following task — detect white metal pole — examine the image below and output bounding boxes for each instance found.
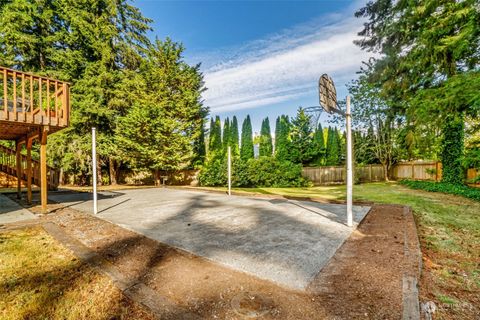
[92,127,98,215]
[346,96,353,227]
[227,146,232,196]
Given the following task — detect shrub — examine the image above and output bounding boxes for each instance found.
[246,157,310,187]
[198,156,311,187]
[198,159,227,186]
[400,180,480,201]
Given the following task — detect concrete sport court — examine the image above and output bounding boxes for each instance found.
[49,188,370,291]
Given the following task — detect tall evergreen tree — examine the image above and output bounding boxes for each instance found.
[116,39,206,185]
[240,115,254,160]
[0,0,153,184]
[275,115,291,162]
[325,127,340,166]
[259,117,273,157]
[223,117,231,152]
[312,123,326,165]
[231,116,240,156]
[274,116,281,154]
[193,122,207,166]
[290,108,315,165]
[209,116,222,157]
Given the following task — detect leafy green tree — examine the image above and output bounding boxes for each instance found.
[355,0,480,184]
[259,117,273,157]
[116,39,206,185]
[240,115,254,160]
[289,108,315,165]
[275,115,292,162]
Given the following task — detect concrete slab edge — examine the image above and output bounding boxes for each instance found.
[402,206,422,320]
[41,222,201,320]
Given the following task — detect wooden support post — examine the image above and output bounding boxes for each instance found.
[16,141,22,199]
[40,126,48,213]
[26,138,33,204]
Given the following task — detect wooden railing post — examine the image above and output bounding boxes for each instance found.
[26,138,33,204]
[16,141,22,199]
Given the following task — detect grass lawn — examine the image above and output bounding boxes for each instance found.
[0,227,153,320]
[193,182,480,318]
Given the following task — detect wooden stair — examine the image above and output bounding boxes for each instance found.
[0,145,59,190]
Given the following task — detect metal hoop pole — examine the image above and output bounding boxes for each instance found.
[92,127,98,214]
[346,96,353,227]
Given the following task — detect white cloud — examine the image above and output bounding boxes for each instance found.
[199,3,373,113]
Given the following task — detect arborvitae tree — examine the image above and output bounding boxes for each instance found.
[289,108,315,165]
[325,127,340,166]
[274,116,281,153]
[275,115,291,162]
[192,122,207,166]
[231,116,240,156]
[338,130,346,165]
[240,115,254,160]
[223,117,231,152]
[208,116,222,158]
[259,117,273,157]
[311,123,326,166]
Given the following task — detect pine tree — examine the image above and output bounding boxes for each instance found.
[240,115,254,160]
[231,116,240,156]
[312,123,326,165]
[259,117,273,157]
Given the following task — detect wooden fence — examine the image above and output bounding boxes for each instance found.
[302,165,386,185]
[303,161,452,185]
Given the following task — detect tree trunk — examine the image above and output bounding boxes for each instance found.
[154,169,160,186]
[109,157,117,185]
[383,163,390,182]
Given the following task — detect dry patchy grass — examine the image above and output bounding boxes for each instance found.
[0,227,153,320]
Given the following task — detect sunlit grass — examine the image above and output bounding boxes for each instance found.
[0,227,149,319]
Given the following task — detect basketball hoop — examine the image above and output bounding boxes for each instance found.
[318,74,345,116]
[314,74,353,227]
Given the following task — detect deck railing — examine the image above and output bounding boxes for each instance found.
[1,66,70,127]
[0,145,59,190]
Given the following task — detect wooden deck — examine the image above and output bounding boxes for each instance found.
[0,66,70,212]
[0,66,70,140]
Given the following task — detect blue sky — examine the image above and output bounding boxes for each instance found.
[136,0,372,133]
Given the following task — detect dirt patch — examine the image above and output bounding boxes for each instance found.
[7,200,415,319]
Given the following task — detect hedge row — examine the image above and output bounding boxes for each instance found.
[198,156,311,188]
[400,180,480,201]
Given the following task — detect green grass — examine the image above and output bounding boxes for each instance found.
[192,182,480,317]
[0,227,151,320]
